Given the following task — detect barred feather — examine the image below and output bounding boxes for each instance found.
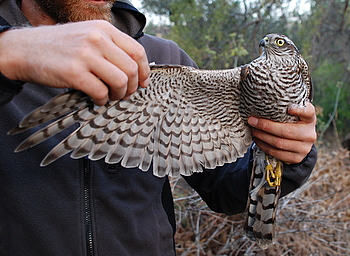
[245,147,282,249]
[9,65,251,177]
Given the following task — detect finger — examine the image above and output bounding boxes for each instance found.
[82,24,149,99]
[90,36,139,98]
[101,36,149,96]
[71,71,109,106]
[105,27,150,87]
[248,117,297,140]
[253,137,311,164]
[126,43,150,88]
[251,128,312,153]
[109,29,150,88]
[288,102,316,123]
[248,116,316,142]
[90,59,129,101]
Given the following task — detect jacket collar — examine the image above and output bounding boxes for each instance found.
[113,0,146,39]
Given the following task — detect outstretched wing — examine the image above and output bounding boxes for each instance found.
[9,65,251,177]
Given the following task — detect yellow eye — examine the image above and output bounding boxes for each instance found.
[275,39,285,46]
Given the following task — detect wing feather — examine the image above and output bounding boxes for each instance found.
[10,65,251,177]
[8,91,90,135]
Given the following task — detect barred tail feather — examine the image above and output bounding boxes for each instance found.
[245,147,282,249]
[253,184,281,249]
[245,146,265,239]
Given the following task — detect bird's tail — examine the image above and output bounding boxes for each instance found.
[245,147,282,249]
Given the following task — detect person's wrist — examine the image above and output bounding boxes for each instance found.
[0,25,13,75]
[0,26,25,93]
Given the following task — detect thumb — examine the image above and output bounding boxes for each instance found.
[288,102,316,123]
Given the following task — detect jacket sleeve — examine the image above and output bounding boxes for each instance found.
[0,72,25,106]
[184,144,317,215]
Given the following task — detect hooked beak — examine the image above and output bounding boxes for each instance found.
[259,36,269,55]
[259,36,269,47]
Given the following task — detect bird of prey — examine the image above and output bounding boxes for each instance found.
[8,33,312,249]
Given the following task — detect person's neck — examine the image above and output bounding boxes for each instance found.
[21,0,56,26]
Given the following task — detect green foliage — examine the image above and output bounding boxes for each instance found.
[312,62,347,139]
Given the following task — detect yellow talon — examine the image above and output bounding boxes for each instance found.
[265,158,282,187]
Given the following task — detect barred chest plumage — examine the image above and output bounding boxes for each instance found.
[239,43,310,124]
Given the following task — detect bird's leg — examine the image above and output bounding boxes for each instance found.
[265,157,282,187]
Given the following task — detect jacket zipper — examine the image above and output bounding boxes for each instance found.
[83,159,94,256]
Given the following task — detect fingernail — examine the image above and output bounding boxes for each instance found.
[140,77,150,88]
[248,117,258,126]
[288,104,300,110]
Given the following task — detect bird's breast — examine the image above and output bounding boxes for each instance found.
[239,62,308,123]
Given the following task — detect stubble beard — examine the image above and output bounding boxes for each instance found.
[34,0,115,23]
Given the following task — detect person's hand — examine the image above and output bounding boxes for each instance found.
[247,102,317,164]
[0,20,150,106]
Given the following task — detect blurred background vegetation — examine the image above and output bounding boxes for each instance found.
[140,0,350,148]
[137,1,350,255]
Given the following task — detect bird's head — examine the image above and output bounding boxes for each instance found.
[259,34,300,61]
